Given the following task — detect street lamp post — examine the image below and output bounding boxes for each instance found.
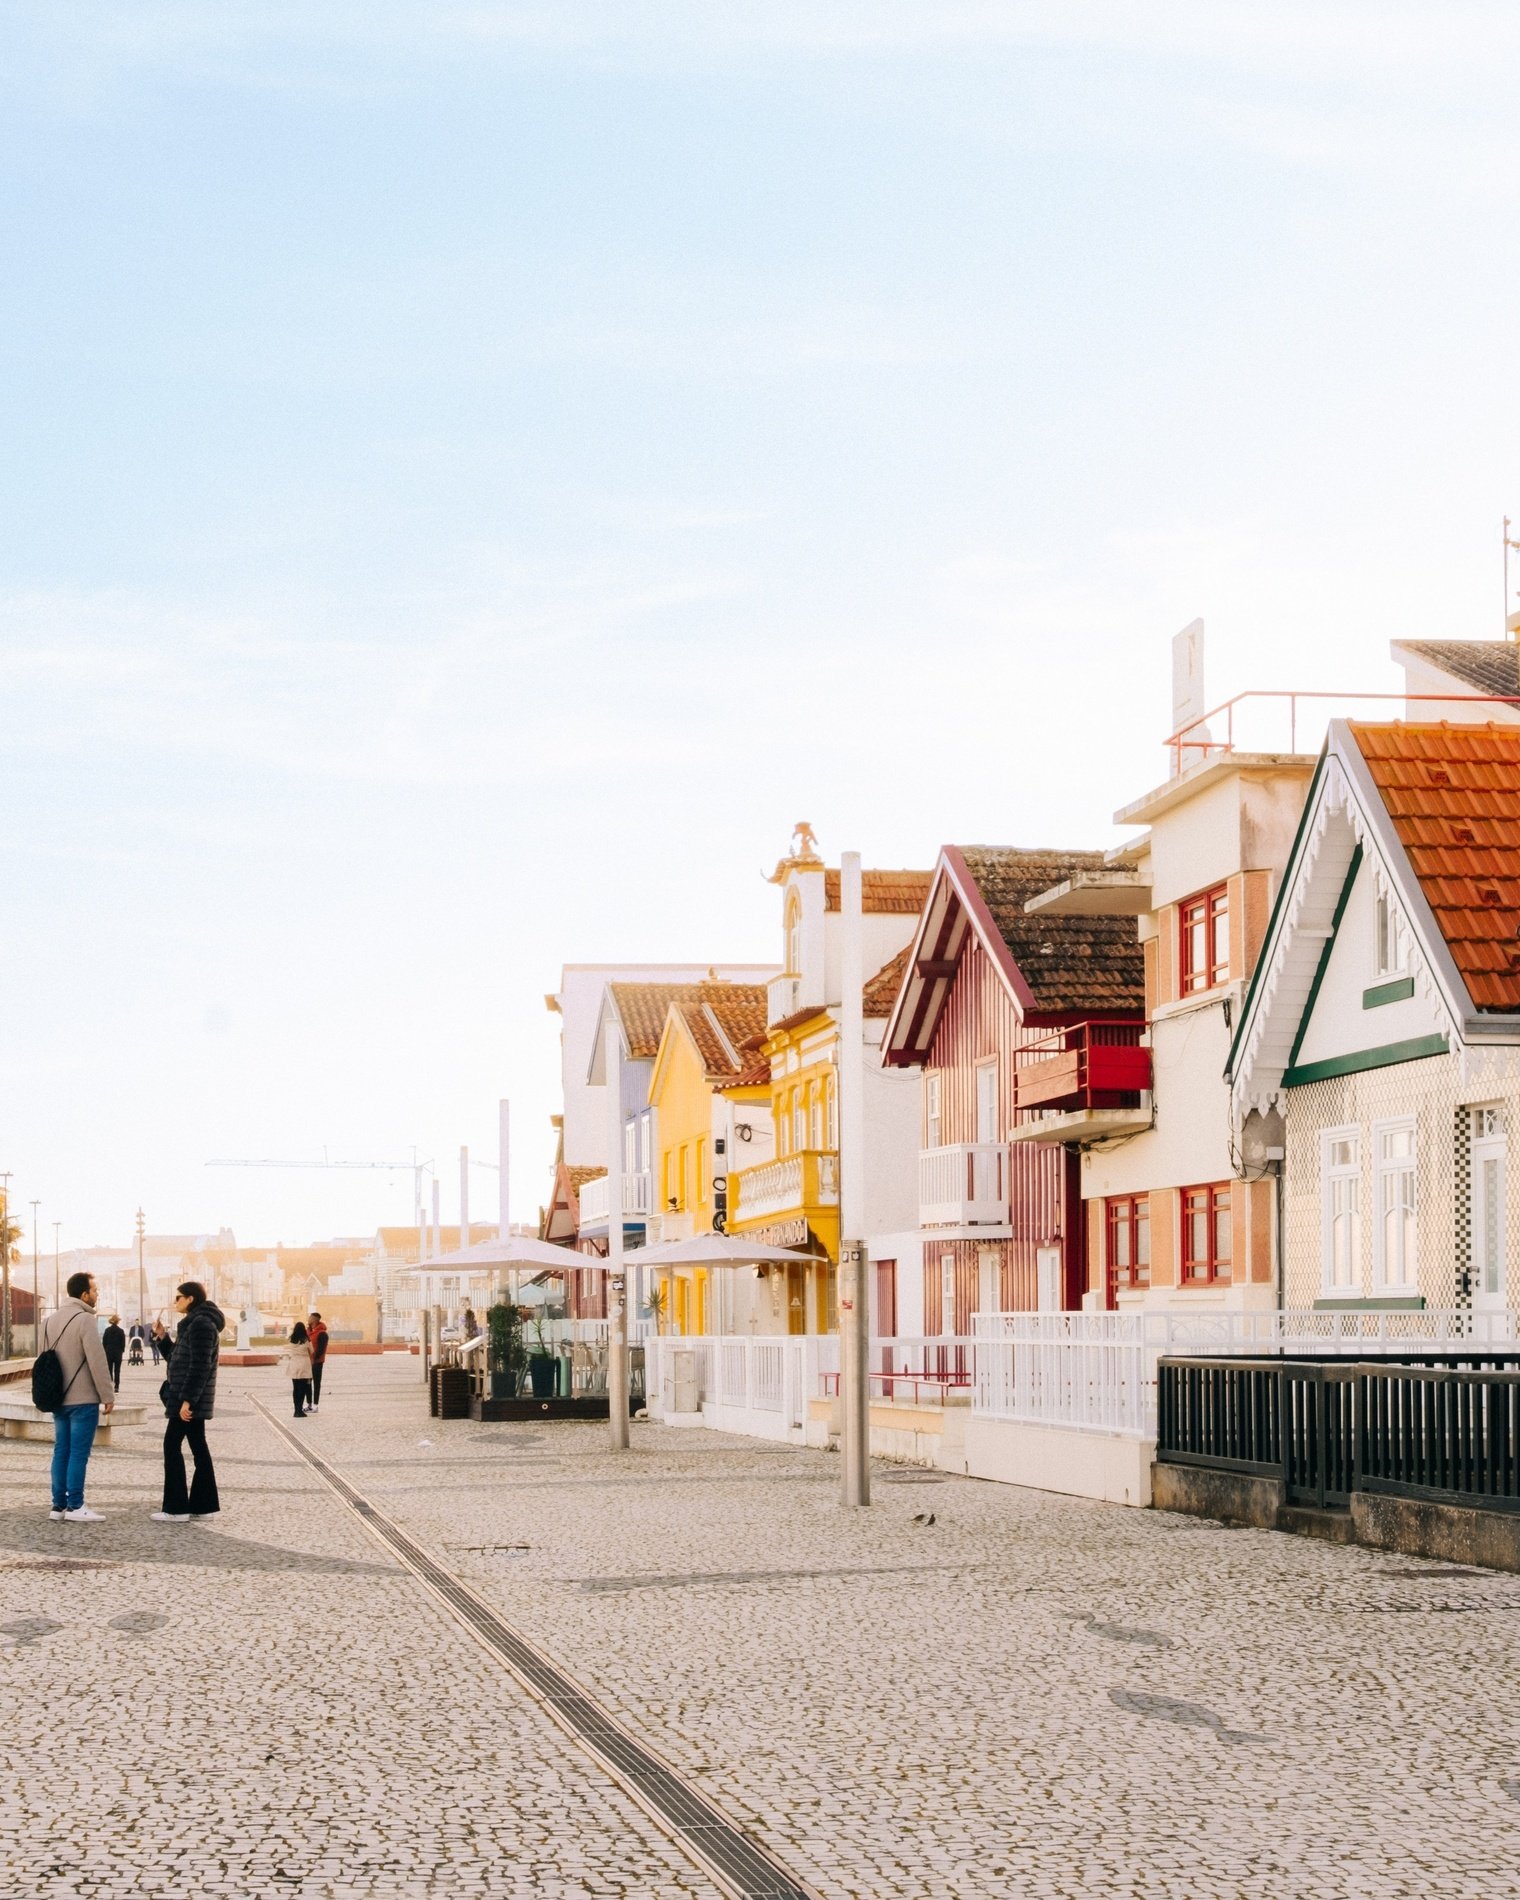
[30,1202,40,1329]
[0,1173,12,1359]
[135,1208,147,1327]
[52,1221,61,1311]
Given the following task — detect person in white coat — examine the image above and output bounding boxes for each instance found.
[43,1272,117,1521]
[278,1324,314,1418]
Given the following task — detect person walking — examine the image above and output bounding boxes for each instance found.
[278,1323,313,1418]
[42,1272,116,1522]
[307,1312,329,1413]
[102,1314,126,1392]
[152,1281,223,1523]
[148,1321,162,1367]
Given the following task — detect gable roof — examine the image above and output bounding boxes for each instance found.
[607,981,706,1059]
[668,984,771,1086]
[882,846,1145,1065]
[823,869,933,914]
[1348,721,1520,1012]
[1229,720,1520,1117]
[1393,639,1520,701]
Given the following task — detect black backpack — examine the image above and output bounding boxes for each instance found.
[31,1311,84,1413]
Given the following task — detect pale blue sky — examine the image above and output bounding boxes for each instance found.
[5,3,1520,1248]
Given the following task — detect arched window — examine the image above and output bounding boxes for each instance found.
[784,891,801,976]
[809,1082,823,1150]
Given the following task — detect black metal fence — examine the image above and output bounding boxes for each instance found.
[1158,1354,1520,1513]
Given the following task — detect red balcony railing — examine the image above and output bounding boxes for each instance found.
[1014,1021,1150,1113]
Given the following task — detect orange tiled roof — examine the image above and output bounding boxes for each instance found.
[1350,721,1520,1012]
[566,1166,605,1193]
[608,981,706,1057]
[675,983,770,1083]
[862,945,910,1018]
[823,869,932,914]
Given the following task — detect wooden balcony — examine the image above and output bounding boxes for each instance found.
[1010,1021,1151,1145]
[918,1143,1011,1230]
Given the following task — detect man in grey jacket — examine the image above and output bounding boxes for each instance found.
[43,1272,116,1522]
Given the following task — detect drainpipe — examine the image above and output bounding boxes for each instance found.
[838,850,870,1508]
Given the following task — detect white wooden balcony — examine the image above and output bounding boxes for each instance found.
[767,972,801,1025]
[576,1170,653,1230]
[919,1142,1012,1231]
[731,1150,839,1227]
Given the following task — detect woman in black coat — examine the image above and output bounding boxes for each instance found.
[152,1281,224,1522]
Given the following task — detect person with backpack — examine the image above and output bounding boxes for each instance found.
[306,1312,329,1413]
[152,1281,224,1523]
[37,1271,117,1522]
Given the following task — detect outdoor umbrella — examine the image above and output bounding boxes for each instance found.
[411,1234,592,1278]
[632,1233,826,1269]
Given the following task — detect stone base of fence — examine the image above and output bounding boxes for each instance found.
[965,1417,1154,1507]
[805,1395,969,1470]
[1154,1462,1520,1573]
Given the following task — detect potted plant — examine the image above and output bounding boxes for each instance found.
[527,1310,558,1399]
[486,1302,526,1399]
[643,1283,666,1336]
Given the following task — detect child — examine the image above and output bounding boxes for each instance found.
[278,1323,314,1418]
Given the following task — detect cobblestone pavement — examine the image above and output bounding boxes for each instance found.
[6,1354,1520,1898]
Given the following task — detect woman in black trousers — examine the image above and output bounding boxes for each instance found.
[152,1281,224,1522]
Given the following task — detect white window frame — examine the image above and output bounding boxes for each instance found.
[1319,1125,1361,1296]
[1470,1106,1507,1308]
[925,1073,942,1151]
[1372,1116,1418,1293]
[975,1059,999,1146]
[1372,886,1407,981]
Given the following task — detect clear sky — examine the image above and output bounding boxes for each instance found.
[5,3,1519,1251]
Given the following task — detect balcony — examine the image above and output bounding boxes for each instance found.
[767,972,801,1025]
[730,1150,838,1229]
[1010,1021,1152,1145]
[919,1143,1011,1232]
[576,1170,654,1231]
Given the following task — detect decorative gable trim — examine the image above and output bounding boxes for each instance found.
[1229,724,1476,1117]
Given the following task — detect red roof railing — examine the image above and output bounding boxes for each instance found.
[1166,690,1520,778]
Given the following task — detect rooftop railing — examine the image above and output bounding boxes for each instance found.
[1165,689,1520,778]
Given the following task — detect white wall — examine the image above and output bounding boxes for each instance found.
[1293,857,1448,1070]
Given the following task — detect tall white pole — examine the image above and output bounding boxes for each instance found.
[838,850,870,1507]
[498,1098,511,1309]
[431,1180,441,1259]
[606,1010,629,1451]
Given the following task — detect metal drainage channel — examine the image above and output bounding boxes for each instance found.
[251,1401,820,1900]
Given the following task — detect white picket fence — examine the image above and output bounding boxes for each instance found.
[972,1308,1520,1439]
[643,1310,1519,1446]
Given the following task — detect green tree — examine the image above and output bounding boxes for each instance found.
[486,1301,526,1393]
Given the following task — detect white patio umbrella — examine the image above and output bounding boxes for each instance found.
[411,1234,594,1279]
[632,1233,826,1269]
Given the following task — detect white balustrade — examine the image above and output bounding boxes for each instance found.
[577,1171,654,1227]
[767,972,801,1024]
[730,1151,838,1225]
[918,1143,1011,1227]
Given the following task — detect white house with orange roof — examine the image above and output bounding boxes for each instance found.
[1229,718,1520,1323]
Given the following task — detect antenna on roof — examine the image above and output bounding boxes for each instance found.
[1503,517,1520,639]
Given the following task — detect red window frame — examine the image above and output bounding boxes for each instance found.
[1179,883,1229,994]
[1181,1183,1232,1285]
[1107,1195,1150,1291]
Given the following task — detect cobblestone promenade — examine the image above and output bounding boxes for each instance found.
[3,1354,1519,1899]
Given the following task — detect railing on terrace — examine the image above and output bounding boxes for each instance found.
[1158,1355,1520,1513]
[645,1332,840,1431]
[1013,1021,1150,1113]
[1166,689,1520,778]
[821,1337,980,1407]
[973,1309,1520,1442]
[576,1171,654,1227]
[918,1143,1010,1227]
[730,1150,839,1226]
[767,972,802,1025]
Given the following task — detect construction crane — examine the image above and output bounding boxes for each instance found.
[206,1150,500,1227]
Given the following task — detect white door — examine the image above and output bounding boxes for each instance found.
[977,1248,1000,1318]
[1472,1111,1507,1313]
[974,1062,999,1207]
[1036,1244,1061,1313]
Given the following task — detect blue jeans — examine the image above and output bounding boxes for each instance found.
[51,1404,100,1512]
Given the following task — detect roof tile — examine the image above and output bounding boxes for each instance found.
[1349,720,1520,1014]
[956,847,1146,1014]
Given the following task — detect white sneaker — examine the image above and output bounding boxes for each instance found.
[63,1507,104,1523]
[49,1509,64,1521]
[150,1511,189,1522]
